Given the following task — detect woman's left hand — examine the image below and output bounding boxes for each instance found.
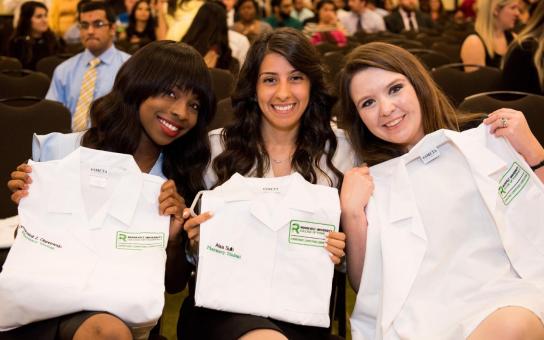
[325,231,346,265]
[159,180,186,244]
[484,108,544,166]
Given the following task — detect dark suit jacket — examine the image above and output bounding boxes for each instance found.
[384,9,434,33]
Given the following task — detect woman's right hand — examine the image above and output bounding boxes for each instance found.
[182,208,213,251]
[340,165,374,217]
[7,163,32,205]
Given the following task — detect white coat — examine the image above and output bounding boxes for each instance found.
[0,147,169,333]
[351,125,544,339]
[195,172,341,327]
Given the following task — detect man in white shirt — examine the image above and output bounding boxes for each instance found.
[338,0,386,35]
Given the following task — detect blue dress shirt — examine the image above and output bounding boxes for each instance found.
[32,132,165,178]
[45,45,131,116]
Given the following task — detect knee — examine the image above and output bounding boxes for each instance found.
[74,314,132,340]
[495,309,544,340]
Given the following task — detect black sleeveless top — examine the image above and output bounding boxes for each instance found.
[476,30,514,68]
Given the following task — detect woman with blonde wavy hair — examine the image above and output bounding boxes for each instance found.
[502,0,544,94]
[460,0,519,69]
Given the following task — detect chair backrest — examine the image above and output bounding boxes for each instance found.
[431,63,503,107]
[408,48,452,70]
[0,98,71,218]
[35,53,73,79]
[0,56,22,70]
[0,69,51,99]
[459,91,544,146]
[323,51,346,90]
[431,42,461,63]
[209,68,235,102]
[208,97,235,131]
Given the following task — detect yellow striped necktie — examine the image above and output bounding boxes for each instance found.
[72,57,101,132]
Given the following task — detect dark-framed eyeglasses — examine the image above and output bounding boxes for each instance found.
[78,20,110,30]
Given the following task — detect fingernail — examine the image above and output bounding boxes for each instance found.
[323,241,328,247]
[328,251,333,257]
[208,211,214,217]
[183,211,190,218]
[23,184,29,189]
[324,232,329,237]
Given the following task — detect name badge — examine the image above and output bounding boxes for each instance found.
[288,220,335,247]
[419,147,440,164]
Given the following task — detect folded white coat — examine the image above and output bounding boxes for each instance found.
[0,147,169,332]
[194,172,340,327]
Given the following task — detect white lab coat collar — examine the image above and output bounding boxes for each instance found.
[46,147,144,228]
[378,125,509,331]
[214,172,321,231]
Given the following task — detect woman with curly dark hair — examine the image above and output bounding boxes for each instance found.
[8,1,61,70]
[179,27,356,340]
[7,40,214,340]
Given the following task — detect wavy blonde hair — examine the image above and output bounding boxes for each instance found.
[512,0,544,90]
[475,0,517,57]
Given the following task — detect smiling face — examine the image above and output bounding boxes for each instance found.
[256,52,311,134]
[139,88,200,147]
[350,67,424,150]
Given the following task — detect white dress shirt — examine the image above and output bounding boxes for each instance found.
[399,7,418,31]
[0,147,169,336]
[338,9,386,35]
[195,172,341,327]
[350,125,544,340]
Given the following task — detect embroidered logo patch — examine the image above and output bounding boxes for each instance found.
[288,220,335,247]
[116,231,165,250]
[498,162,529,205]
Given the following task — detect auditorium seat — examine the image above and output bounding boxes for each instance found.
[209,68,235,101]
[432,63,503,107]
[0,69,50,99]
[35,53,73,79]
[459,91,544,146]
[0,97,71,218]
[0,56,22,70]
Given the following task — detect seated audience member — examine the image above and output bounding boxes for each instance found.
[6,40,214,340]
[3,0,51,28]
[184,2,234,69]
[384,0,434,33]
[232,0,273,43]
[461,0,519,69]
[177,28,354,340]
[502,0,544,94]
[160,0,233,69]
[8,1,61,70]
[334,0,349,16]
[366,0,389,17]
[425,0,450,28]
[338,0,386,34]
[266,0,304,29]
[291,0,315,22]
[339,42,544,340]
[46,1,131,130]
[123,0,161,47]
[304,0,348,46]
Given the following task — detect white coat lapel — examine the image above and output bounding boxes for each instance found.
[379,159,427,331]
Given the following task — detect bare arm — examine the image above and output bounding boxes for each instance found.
[340,166,373,291]
[460,34,486,71]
